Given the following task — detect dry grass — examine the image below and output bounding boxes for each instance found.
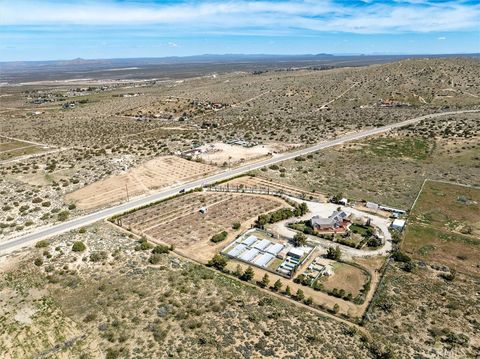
[401,180,480,276]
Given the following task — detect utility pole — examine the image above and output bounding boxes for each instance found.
[125,183,129,201]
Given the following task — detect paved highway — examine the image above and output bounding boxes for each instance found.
[1,109,478,254]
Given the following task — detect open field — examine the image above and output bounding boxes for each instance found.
[257,112,480,209]
[368,263,480,358]
[65,156,217,210]
[0,137,51,162]
[401,180,480,276]
[117,192,286,262]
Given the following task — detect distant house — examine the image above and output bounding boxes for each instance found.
[199,207,207,214]
[339,198,348,206]
[310,210,348,231]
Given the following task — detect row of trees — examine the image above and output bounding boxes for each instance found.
[255,202,309,227]
[207,254,314,304]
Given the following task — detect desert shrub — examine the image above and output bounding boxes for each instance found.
[136,238,153,251]
[152,244,170,254]
[57,210,70,221]
[232,222,241,230]
[90,251,108,262]
[34,258,43,266]
[35,240,49,248]
[149,254,162,264]
[72,241,86,252]
[211,231,228,243]
[392,251,411,263]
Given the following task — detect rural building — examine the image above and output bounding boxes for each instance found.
[379,205,406,215]
[391,219,406,231]
[287,247,305,259]
[339,198,348,205]
[310,210,348,231]
[366,201,379,210]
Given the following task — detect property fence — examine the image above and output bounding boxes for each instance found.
[204,184,321,204]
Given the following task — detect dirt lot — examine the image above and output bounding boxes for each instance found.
[194,142,297,166]
[117,192,286,262]
[401,180,480,276]
[65,156,217,209]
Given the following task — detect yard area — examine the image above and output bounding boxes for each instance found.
[401,180,480,276]
[317,262,369,299]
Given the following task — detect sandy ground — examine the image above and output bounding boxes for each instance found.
[65,155,217,210]
[195,142,297,165]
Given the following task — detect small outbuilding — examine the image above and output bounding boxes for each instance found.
[391,219,406,231]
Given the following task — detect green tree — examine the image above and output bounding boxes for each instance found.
[273,279,283,292]
[333,303,340,314]
[232,222,241,230]
[72,241,86,252]
[260,273,270,288]
[296,288,305,301]
[285,285,292,296]
[326,246,341,260]
[304,296,313,305]
[207,254,228,271]
[292,232,307,247]
[241,266,255,281]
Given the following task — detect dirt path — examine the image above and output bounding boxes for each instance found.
[318,82,359,110]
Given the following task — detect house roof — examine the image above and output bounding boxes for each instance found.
[288,247,305,258]
[311,215,335,227]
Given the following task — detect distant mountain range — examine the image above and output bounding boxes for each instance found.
[1,53,477,84]
[0,53,336,69]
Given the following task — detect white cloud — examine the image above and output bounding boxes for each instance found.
[437,36,447,40]
[0,0,478,34]
[168,42,179,48]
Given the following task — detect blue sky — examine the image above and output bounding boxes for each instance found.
[0,0,479,61]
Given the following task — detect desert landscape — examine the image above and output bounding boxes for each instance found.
[0,49,479,359]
